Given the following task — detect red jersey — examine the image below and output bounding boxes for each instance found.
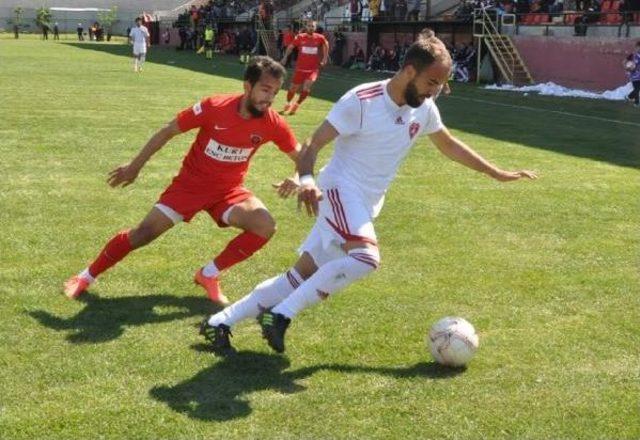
[292,32,328,72]
[175,94,297,190]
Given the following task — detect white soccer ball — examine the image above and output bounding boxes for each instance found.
[625,60,636,71]
[428,317,479,367]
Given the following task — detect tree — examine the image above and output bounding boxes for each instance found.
[97,6,118,41]
[11,7,24,38]
[35,6,52,32]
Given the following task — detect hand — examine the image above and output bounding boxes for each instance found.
[272,176,299,198]
[297,183,323,216]
[108,163,140,187]
[320,60,327,68]
[490,169,538,182]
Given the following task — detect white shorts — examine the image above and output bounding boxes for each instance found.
[299,185,378,267]
[133,44,147,56]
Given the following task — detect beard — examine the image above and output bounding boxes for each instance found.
[404,79,427,108]
[247,101,265,117]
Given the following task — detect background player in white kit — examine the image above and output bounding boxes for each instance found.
[129,17,150,73]
[200,30,537,356]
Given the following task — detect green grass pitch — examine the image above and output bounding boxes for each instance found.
[1,35,639,439]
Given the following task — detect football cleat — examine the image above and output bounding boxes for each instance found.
[194,269,229,306]
[63,275,91,299]
[257,309,291,353]
[288,103,299,115]
[200,319,236,356]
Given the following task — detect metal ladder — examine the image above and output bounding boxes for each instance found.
[256,17,279,59]
[473,8,533,85]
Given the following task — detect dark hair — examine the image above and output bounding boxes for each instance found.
[135,17,142,22]
[402,28,451,73]
[244,56,286,86]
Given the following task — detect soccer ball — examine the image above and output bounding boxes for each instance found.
[625,60,636,71]
[428,317,479,367]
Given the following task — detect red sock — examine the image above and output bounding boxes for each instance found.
[88,230,133,278]
[297,90,310,104]
[286,89,296,102]
[213,231,270,271]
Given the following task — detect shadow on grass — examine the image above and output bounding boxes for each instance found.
[150,348,463,421]
[28,292,221,343]
[61,41,640,170]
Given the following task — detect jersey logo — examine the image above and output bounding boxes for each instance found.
[409,122,420,139]
[192,102,202,115]
[214,124,228,130]
[301,46,319,55]
[204,140,252,163]
[250,134,263,146]
[395,116,405,125]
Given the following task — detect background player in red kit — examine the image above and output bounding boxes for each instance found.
[63,57,301,306]
[280,20,328,116]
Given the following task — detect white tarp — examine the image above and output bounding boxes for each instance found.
[50,7,111,12]
[485,82,633,101]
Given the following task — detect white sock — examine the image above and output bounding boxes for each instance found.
[207,268,303,327]
[202,261,220,278]
[139,54,146,68]
[272,248,380,319]
[79,268,95,284]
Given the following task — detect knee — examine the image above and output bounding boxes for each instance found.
[348,246,381,272]
[129,224,160,248]
[248,211,277,239]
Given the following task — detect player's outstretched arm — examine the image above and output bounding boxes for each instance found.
[281,45,294,66]
[428,127,537,182]
[296,120,339,216]
[272,143,303,198]
[108,119,181,188]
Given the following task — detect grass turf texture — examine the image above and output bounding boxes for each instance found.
[1,35,639,439]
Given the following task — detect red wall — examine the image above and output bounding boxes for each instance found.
[512,36,636,91]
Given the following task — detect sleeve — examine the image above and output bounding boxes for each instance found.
[325,89,362,136]
[128,28,134,37]
[422,101,445,136]
[292,34,302,48]
[271,115,299,153]
[175,98,214,133]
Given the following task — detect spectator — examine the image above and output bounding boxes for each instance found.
[332,30,346,65]
[407,0,421,20]
[350,0,361,30]
[370,0,381,18]
[396,0,408,20]
[42,23,49,40]
[625,41,640,107]
[14,23,19,39]
[362,0,373,21]
[53,22,60,40]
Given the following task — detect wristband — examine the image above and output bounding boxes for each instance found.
[299,174,315,186]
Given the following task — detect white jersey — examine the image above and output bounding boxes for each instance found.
[320,79,444,217]
[129,26,149,46]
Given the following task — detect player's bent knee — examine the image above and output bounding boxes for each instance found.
[247,211,276,239]
[347,246,381,271]
[129,224,162,248]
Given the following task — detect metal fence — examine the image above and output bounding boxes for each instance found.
[0,7,143,38]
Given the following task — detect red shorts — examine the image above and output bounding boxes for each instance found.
[292,69,319,85]
[157,179,253,226]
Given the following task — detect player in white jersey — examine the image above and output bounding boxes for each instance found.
[200,30,537,356]
[129,17,150,73]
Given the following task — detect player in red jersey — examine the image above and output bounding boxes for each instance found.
[63,57,301,305]
[280,20,329,115]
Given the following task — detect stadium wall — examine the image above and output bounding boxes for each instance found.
[512,36,636,91]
